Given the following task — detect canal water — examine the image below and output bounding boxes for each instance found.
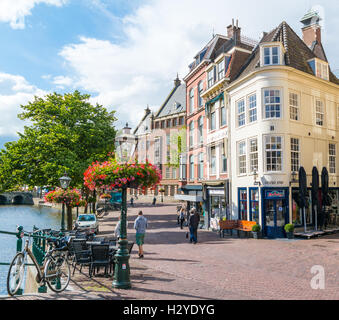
[0,205,61,295]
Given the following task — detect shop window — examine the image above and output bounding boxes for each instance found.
[249,188,259,223]
[239,188,248,220]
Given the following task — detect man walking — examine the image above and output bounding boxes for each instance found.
[134,210,148,258]
[188,207,200,244]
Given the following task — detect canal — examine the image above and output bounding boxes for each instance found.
[0,205,61,295]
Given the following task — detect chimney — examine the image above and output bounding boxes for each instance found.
[300,9,322,48]
[227,19,241,43]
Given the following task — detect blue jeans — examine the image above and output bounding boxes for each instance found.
[189,226,197,243]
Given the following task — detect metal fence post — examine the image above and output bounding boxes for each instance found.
[15,226,24,295]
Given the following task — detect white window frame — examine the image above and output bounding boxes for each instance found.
[198,152,204,179]
[210,146,217,176]
[207,68,214,88]
[248,94,257,123]
[220,141,227,174]
[329,143,336,174]
[263,89,282,119]
[238,140,247,175]
[237,98,246,127]
[189,88,194,114]
[210,104,216,131]
[217,59,225,80]
[189,121,194,148]
[220,101,227,127]
[316,60,329,81]
[263,46,280,65]
[289,92,299,121]
[264,135,283,172]
[291,137,300,173]
[249,138,258,173]
[198,81,204,108]
[198,116,204,144]
[315,99,324,126]
[189,155,195,180]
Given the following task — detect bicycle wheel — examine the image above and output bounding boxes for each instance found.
[44,254,70,293]
[7,252,26,296]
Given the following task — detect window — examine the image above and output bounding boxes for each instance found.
[220,102,227,126]
[198,116,204,144]
[198,152,204,179]
[249,138,258,173]
[238,141,246,175]
[172,118,177,127]
[316,61,329,80]
[166,119,171,128]
[166,133,170,145]
[198,81,204,107]
[220,141,227,173]
[289,92,299,121]
[237,99,245,127]
[210,146,216,175]
[189,121,194,148]
[154,137,161,164]
[265,136,282,172]
[165,167,170,179]
[210,105,216,131]
[179,117,184,125]
[264,89,281,119]
[155,122,160,129]
[248,94,257,123]
[291,138,300,173]
[249,189,259,223]
[263,46,280,65]
[161,120,165,129]
[239,189,248,220]
[208,68,214,88]
[189,155,195,180]
[329,144,336,174]
[172,167,177,179]
[189,88,194,114]
[315,99,324,126]
[217,59,225,80]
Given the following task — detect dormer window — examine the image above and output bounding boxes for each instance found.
[308,58,329,81]
[208,68,214,88]
[217,59,225,80]
[260,42,284,67]
[264,46,280,65]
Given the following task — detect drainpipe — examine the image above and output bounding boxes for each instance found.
[226,92,232,220]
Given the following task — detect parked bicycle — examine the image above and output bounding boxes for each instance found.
[7,227,71,296]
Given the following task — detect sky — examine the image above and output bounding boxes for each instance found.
[0,0,338,148]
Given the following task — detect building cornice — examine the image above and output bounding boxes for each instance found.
[227,65,339,92]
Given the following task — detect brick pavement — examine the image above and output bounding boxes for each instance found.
[2,201,339,300]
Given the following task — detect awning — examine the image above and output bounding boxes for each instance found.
[205,92,224,114]
[178,185,203,192]
[174,194,203,202]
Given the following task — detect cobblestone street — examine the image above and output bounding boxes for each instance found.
[3,201,339,300]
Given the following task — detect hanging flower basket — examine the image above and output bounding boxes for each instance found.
[44,188,83,208]
[84,159,161,191]
[100,193,112,199]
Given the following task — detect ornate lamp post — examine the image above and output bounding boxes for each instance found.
[59,172,71,231]
[113,123,137,289]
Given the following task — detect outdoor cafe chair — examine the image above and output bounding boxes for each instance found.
[71,239,91,276]
[89,244,111,277]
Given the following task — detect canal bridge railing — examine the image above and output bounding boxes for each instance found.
[0,226,60,295]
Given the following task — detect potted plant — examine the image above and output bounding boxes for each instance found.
[252,224,261,239]
[284,223,295,239]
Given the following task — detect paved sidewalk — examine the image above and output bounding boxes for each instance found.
[3,202,339,300]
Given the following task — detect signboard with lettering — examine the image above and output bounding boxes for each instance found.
[265,190,285,199]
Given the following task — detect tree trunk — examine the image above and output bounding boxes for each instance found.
[66,205,73,230]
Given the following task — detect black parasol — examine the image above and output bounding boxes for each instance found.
[321,167,331,229]
[311,166,319,230]
[299,167,307,232]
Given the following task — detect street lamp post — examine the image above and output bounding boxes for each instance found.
[59,172,71,231]
[113,123,137,289]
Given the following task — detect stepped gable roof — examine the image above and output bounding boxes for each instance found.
[234,21,339,85]
[154,82,186,119]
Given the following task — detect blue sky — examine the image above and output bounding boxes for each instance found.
[0,0,338,149]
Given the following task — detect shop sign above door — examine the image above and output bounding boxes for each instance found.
[265,190,285,199]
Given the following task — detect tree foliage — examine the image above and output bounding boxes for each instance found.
[0,91,117,191]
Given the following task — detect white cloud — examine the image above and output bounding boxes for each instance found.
[58,0,339,129]
[0,72,47,136]
[52,75,74,89]
[0,0,67,29]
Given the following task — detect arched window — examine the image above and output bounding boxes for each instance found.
[198,81,204,107]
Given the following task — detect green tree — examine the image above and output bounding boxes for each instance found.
[0,91,117,192]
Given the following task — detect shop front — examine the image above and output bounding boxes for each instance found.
[206,183,229,231]
[175,185,205,227]
[261,188,289,238]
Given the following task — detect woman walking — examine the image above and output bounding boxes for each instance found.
[178,206,185,229]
